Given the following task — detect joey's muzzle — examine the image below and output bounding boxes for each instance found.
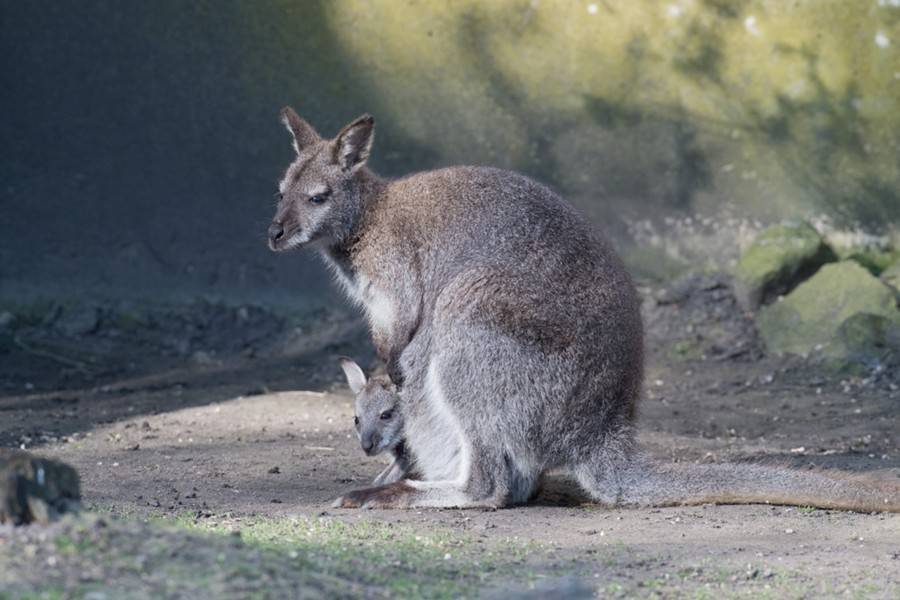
[360,434,377,456]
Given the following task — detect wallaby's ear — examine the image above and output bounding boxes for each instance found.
[332,114,374,172]
[338,357,367,394]
[280,106,321,154]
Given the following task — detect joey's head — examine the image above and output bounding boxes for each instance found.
[338,357,403,457]
[268,107,376,252]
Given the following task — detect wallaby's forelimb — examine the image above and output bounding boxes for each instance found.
[372,444,412,486]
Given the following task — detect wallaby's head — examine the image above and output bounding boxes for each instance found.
[338,357,403,457]
[268,107,375,252]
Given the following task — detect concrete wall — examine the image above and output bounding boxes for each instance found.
[3,1,898,305]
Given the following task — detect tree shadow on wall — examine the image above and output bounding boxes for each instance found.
[598,6,897,229]
[654,4,898,228]
[746,46,899,227]
[451,6,715,223]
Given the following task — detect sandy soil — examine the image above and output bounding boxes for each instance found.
[2,274,899,597]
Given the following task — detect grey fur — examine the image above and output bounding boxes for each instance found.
[271,108,900,512]
[338,358,410,486]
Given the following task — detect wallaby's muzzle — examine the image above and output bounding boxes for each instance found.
[268,221,302,252]
[268,222,285,247]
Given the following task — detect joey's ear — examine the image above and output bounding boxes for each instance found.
[332,114,374,172]
[280,106,321,154]
[338,357,367,394]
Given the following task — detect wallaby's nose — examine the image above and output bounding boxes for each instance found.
[361,438,374,454]
[268,222,285,243]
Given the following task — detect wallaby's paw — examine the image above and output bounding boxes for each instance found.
[331,482,417,509]
[372,468,405,487]
[371,470,390,487]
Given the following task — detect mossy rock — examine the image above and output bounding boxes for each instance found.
[882,259,900,293]
[734,222,836,311]
[757,261,900,357]
[620,245,689,283]
[824,313,900,370]
[845,248,900,276]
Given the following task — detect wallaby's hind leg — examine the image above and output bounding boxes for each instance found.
[570,429,639,507]
[573,467,623,507]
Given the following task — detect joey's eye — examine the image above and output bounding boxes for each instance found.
[353,416,359,426]
[379,410,393,421]
[274,192,283,201]
[309,191,330,205]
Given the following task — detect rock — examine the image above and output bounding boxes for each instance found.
[757,261,900,358]
[734,222,835,311]
[41,304,62,327]
[620,245,689,284]
[57,305,101,337]
[826,313,900,367]
[189,350,217,366]
[0,311,15,332]
[846,248,900,276]
[0,449,81,526]
[825,232,898,275]
[882,259,900,293]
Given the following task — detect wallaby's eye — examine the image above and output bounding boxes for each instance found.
[353,416,359,426]
[379,410,393,421]
[309,190,330,205]
[274,192,283,202]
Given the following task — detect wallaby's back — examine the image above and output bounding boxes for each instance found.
[368,164,644,417]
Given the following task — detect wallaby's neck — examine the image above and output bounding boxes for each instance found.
[321,167,387,279]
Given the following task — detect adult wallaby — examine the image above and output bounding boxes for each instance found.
[268,107,900,512]
[339,357,411,486]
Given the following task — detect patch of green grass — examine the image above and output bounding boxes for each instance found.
[10,511,896,599]
[602,581,626,596]
[158,513,560,598]
[669,338,705,362]
[0,592,68,600]
[54,533,97,555]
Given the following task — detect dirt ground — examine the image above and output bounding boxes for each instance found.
[1,273,899,598]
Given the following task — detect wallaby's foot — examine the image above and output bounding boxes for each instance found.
[332,479,511,509]
[332,481,418,509]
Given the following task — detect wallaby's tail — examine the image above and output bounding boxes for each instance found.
[614,456,900,513]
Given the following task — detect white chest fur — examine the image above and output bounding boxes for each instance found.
[326,261,397,337]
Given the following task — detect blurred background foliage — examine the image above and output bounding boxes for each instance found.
[2,0,899,303]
